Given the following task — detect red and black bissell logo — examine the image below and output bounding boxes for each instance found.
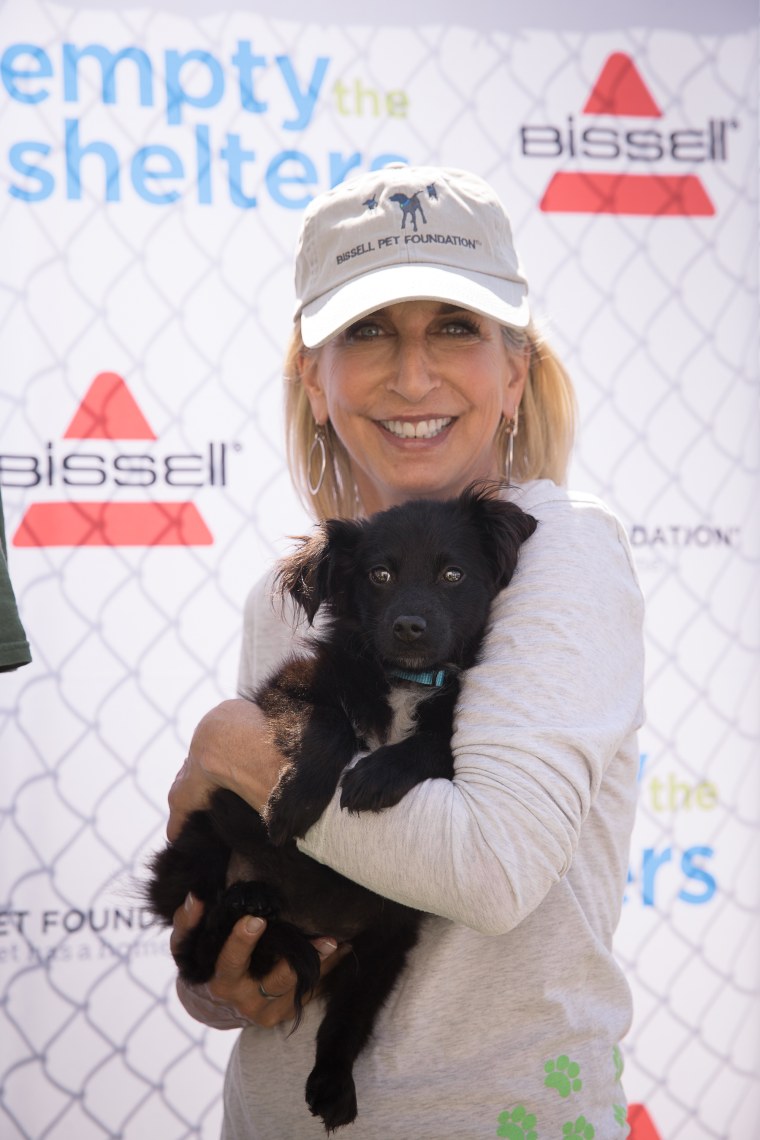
[7,372,227,547]
[521,52,737,216]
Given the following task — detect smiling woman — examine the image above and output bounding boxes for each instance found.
[285,309,576,517]
[166,163,645,1139]
[286,312,576,521]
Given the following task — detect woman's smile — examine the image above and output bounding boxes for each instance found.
[377,416,454,441]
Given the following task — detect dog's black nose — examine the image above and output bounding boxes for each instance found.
[393,615,427,643]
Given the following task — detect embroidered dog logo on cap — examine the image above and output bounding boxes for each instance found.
[386,184,439,232]
[389,191,427,231]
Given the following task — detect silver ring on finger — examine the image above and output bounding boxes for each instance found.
[258,980,285,1000]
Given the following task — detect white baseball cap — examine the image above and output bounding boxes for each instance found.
[294,164,530,348]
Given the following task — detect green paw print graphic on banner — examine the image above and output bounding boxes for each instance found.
[562,1116,595,1139]
[496,1104,538,1139]
[545,1055,583,1097]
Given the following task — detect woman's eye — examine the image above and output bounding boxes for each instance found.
[441,318,480,337]
[369,567,392,585]
[441,567,463,583]
[345,320,384,342]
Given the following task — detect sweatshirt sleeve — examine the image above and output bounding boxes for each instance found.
[296,489,645,936]
[237,570,302,696]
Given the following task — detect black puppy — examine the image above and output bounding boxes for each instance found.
[146,486,536,1132]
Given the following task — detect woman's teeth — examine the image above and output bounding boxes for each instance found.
[380,417,452,439]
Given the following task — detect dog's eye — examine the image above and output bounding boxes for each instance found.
[441,567,464,583]
[369,567,392,585]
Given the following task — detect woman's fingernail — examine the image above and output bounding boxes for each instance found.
[314,938,338,958]
[243,916,265,935]
[184,892,195,911]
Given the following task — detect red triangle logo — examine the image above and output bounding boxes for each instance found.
[64,372,156,440]
[583,53,661,117]
[14,374,215,547]
[539,52,714,216]
[627,1103,662,1140]
[14,502,213,547]
[540,173,714,216]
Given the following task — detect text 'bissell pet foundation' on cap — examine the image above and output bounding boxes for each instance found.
[294,164,530,348]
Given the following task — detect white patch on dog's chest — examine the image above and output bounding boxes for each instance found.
[365,684,425,750]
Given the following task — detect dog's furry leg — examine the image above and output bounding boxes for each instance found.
[146,805,319,1002]
[263,705,360,845]
[146,811,259,984]
[305,921,420,1132]
[146,810,230,922]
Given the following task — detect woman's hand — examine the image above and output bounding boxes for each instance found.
[172,893,348,1029]
[167,698,285,842]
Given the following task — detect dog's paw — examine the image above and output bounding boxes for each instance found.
[305,1066,358,1132]
[173,881,281,985]
[339,750,409,814]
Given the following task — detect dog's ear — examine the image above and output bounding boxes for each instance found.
[461,485,538,591]
[275,518,365,624]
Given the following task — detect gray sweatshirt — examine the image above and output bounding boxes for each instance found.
[222,480,645,1140]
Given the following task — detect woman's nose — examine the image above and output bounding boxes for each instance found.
[386,341,440,401]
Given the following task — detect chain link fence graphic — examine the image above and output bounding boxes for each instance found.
[0,2,758,1137]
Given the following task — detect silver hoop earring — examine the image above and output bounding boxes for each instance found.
[308,425,327,496]
[504,409,519,486]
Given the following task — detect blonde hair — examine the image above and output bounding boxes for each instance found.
[284,319,577,521]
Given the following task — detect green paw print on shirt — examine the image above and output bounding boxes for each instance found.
[612,1045,625,1084]
[544,1055,582,1098]
[614,1104,627,1127]
[562,1116,595,1139]
[496,1105,538,1139]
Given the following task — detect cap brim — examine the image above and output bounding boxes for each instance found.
[299,264,530,348]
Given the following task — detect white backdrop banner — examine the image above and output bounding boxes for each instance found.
[1,1,758,1138]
